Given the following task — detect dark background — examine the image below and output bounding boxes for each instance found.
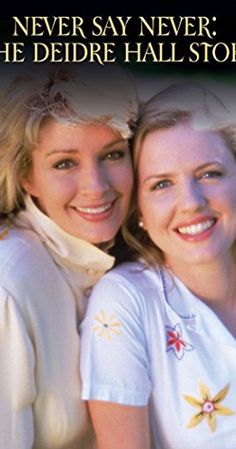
[0,1,235,82]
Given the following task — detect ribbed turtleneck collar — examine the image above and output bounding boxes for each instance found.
[16,195,115,273]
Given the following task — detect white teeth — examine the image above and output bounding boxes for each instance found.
[177,219,215,236]
[75,203,112,214]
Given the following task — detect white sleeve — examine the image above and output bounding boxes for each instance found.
[80,272,152,407]
[0,286,36,449]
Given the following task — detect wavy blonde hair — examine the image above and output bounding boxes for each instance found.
[0,64,138,216]
[123,82,236,265]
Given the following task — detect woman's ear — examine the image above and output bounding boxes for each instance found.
[21,176,38,197]
[138,216,146,230]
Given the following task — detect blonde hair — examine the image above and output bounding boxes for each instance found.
[0,63,138,215]
[123,82,236,265]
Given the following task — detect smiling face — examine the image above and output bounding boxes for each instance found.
[137,121,236,272]
[22,120,133,244]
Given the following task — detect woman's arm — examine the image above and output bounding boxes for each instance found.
[0,287,36,449]
[81,270,152,449]
[88,401,150,449]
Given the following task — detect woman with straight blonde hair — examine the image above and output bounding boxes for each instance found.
[81,82,236,449]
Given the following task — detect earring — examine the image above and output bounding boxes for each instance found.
[138,220,144,228]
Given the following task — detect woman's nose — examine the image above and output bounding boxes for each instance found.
[179,180,207,212]
[79,164,110,197]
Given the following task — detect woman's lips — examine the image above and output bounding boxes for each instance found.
[71,199,117,222]
[175,217,217,241]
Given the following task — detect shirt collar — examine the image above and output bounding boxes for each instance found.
[159,267,197,321]
[159,267,236,345]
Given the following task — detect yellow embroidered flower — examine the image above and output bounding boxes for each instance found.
[183,382,234,432]
[93,310,121,340]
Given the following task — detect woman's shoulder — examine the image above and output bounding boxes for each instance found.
[0,225,42,255]
[104,259,162,283]
[90,260,164,303]
[83,261,166,335]
[0,224,71,313]
[0,225,53,277]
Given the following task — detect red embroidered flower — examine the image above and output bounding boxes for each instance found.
[166,323,194,359]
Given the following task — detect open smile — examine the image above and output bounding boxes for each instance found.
[74,201,115,215]
[174,217,218,242]
[177,218,217,236]
[71,199,117,222]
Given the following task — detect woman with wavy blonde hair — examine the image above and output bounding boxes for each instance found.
[0,63,138,449]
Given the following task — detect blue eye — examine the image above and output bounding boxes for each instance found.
[151,179,172,190]
[53,159,76,170]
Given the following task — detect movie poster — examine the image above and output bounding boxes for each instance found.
[1,2,236,448]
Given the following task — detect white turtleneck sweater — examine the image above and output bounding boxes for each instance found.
[0,196,114,449]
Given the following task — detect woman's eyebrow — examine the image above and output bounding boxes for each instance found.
[142,160,225,183]
[45,139,128,158]
[104,138,128,149]
[45,148,80,157]
[142,172,173,183]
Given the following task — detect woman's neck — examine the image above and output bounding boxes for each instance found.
[167,254,236,337]
[168,255,236,307]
